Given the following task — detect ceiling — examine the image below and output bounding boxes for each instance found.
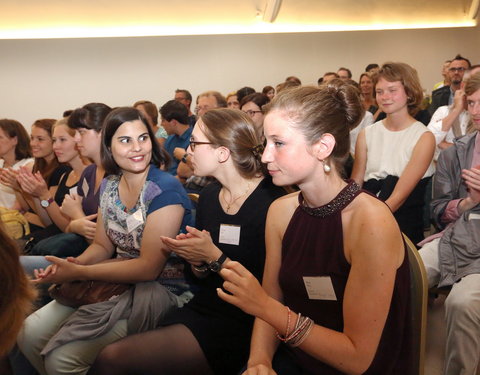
[0,0,478,39]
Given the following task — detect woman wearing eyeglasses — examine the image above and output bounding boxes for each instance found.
[89,108,286,375]
[240,93,271,141]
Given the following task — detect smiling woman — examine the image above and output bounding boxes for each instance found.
[352,62,435,245]
[17,107,192,375]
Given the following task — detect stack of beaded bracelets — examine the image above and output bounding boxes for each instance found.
[275,307,315,348]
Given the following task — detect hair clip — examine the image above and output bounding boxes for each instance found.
[251,144,264,158]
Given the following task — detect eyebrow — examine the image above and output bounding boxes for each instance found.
[116,132,149,139]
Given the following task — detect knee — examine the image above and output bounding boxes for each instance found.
[445,290,480,321]
[89,344,125,374]
[17,314,42,352]
[45,352,77,375]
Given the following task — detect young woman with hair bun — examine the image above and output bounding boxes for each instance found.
[217,83,413,374]
[89,108,286,375]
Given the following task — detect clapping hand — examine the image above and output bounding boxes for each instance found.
[462,166,480,205]
[161,225,219,266]
[61,193,85,219]
[0,168,21,190]
[17,168,49,198]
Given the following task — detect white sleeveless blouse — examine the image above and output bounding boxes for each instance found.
[364,121,435,181]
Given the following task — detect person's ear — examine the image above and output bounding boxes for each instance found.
[216,146,231,163]
[311,133,335,160]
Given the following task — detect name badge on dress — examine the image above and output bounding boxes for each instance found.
[82,179,89,196]
[69,186,78,196]
[302,276,337,301]
[126,208,144,233]
[219,224,241,245]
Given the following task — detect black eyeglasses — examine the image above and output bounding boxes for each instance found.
[189,139,213,151]
[243,110,262,117]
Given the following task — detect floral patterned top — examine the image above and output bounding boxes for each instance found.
[100,165,192,259]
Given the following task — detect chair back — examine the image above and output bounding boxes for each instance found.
[404,233,428,375]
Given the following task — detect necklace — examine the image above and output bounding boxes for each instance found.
[222,182,252,213]
[300,180,360,218]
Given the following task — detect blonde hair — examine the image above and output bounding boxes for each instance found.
[465,71,480,96]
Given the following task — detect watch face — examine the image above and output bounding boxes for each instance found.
[40,200,49,208]
[208,261,221,273]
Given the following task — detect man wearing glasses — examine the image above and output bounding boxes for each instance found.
[430,55,471,115]
[174,89,197,127]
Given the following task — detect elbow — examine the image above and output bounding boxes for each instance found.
[342,354,375,375]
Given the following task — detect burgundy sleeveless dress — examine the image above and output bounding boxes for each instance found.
[278,181,412,374]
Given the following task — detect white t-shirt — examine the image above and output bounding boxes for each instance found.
[0,158,33,209]
[427,105,470,160]
[364,121,435,181]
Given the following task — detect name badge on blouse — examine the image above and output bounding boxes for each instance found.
[82,179,89,196]
[69,186,78,196]
[219,224,241,245]
[126,209,144,233]
[469,213,480,221]
[303,276,337,301]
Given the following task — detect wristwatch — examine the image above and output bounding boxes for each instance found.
[207,253,228,273]
[181,153,189,164]
[193,263,209,272]
[40,197,54,208]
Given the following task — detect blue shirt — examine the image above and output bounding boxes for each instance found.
[164,127,193,175]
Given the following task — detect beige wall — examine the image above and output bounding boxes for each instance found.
[0,24,479,129]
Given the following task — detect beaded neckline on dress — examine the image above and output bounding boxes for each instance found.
[299,180,361,218]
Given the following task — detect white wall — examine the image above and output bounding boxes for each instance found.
[0,24,479,130]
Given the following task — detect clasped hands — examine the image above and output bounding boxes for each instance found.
[160,225,218,266]
[33,256,83,284]
[16,167,49,198]
[0,167,21,190]
[462,165,480,205]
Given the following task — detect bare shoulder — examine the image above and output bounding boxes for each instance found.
[267,192,299,234]
[343,192,404,266]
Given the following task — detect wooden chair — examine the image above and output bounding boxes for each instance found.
[187,193,199,204]
[404,233,428,375]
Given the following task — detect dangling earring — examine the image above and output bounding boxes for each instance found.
[322,160,331,173]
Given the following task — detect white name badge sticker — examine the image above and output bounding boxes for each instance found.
[82,179,89,196]
[219,224,241,245]
[126,209,144,233]
[69,186,78,196]
[303,276,337,301]
[469,213,480,221]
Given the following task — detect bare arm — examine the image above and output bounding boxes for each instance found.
[351,129,367,186]
[219,195,403,374]
[385,131,435,212]
[37,204,185,284]
[17,170,72,230]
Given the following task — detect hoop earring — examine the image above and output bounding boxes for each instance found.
[322,160,331,173]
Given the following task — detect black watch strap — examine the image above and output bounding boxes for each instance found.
[208,253,228,272]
